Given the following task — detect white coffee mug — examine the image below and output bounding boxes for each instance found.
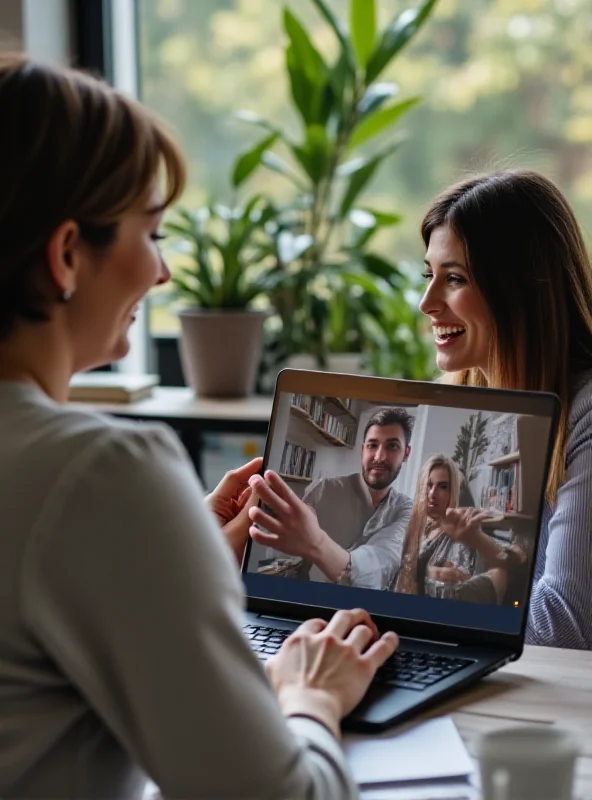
[476,725,581,800]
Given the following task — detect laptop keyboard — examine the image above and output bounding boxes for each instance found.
[243,624,474,692]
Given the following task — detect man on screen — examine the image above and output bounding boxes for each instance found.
[249,407,414,590]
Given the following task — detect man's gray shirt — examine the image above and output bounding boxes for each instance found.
[303,473,413,589]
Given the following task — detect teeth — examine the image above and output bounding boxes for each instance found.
[434,325,465,336]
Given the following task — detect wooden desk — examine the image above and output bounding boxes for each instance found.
[69,387,273,478]
[412,644,592,798]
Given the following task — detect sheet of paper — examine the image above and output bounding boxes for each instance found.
[343,716,474,787]
[360,781,476,800]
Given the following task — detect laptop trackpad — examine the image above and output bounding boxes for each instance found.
[344,683,425,732]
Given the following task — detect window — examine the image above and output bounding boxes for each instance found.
[135,0,592,340]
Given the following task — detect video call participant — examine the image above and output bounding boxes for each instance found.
[249,407,414,590]
[396,454,526,604]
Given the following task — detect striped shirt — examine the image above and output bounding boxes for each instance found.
[526,372,592,649]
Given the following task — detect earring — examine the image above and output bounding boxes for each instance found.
[61,289,73,303]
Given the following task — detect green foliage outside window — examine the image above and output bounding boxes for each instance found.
[139,0,592,381]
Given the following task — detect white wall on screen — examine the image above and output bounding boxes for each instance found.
[267,391,292,472]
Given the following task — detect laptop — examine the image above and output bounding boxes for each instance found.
[242,369,558,732]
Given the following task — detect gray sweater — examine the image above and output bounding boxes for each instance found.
[0,382,356,799]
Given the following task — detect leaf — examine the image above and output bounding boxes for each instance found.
[350,0,376,69]
[283,7,328,87]
[286,46,315,124]
[277,231,314,263]
[357,82,399,116]
[328,47,353,124]
[337,156,367,176]
[232,133,279,188]
[358,253,405,288]
[233,110,281,134]
[349,209,376,229]
[261,151,308,189]
[338,142,402,217]
[359,208,402,226]
[365,0,440,84]
[349,97,420,149]
[310,0,356,74]
[341,268,389,297]
[349,207,402,248]
[283,7,338,126]
[290,125,331,183]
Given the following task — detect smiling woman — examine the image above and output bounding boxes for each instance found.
[0,52,185,395]
[0,54,397,799]
[418,169,592,649]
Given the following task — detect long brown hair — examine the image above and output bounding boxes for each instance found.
[396,454,461,594]
[0,53,186,338]
[421,170,592,505]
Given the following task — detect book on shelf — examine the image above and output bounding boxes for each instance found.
[481,461,520,513]
[291,393,355,445]
[68,372,159,403]
[280,441,316,479]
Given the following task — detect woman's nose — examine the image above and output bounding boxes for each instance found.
[419,278,445,317]
[156,256,171,286]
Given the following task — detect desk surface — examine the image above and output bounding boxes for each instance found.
[68,387,274,422]
[421,644,592,798]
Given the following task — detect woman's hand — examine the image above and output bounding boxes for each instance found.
[205,457,263,564]
[266,609,399,738]
[440,507,491,547]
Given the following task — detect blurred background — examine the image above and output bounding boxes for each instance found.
[136,0,592,333]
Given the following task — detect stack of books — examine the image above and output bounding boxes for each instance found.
[68,372,159,403]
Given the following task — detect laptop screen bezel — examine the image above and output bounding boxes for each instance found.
[242,368,560,652]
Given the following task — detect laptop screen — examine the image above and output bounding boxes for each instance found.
[243,381,554,636]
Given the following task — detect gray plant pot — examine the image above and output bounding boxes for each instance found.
[178,308,267,397]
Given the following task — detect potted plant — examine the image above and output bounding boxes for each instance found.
[164,197,290,397]
[231,0,439,375]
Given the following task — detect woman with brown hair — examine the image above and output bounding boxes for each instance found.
[0,55,397,799]
[419,169,592,648]
[396,454,525,604]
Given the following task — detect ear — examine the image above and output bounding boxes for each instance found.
[45,220,83,298]
[404,445,411,462]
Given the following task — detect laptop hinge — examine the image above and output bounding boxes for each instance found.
[257,613,300,625]
[400,634,458,647]
[258,616,460,648]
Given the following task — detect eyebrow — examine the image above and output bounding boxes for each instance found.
[366,437,402,445]
[145,203,167,216]
[423,258,467,270]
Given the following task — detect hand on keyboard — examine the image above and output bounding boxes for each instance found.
[262,609,398,736]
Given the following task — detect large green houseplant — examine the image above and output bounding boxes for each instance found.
[233,0,438,375]
[164,197,305,396]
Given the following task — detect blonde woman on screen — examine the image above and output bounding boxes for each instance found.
[395,454,524,604]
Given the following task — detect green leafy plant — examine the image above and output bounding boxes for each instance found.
[363,262,435,379]
[453,412,490,485]
[164,197,301,309]
[230,0,439,370]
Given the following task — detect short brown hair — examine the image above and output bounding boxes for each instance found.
[363,407,414,447]
[421,169,592,504]
[0,54,186,338]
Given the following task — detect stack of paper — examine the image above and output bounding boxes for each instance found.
[343,716,476,799]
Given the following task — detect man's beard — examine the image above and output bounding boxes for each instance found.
[362,461,402,491]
